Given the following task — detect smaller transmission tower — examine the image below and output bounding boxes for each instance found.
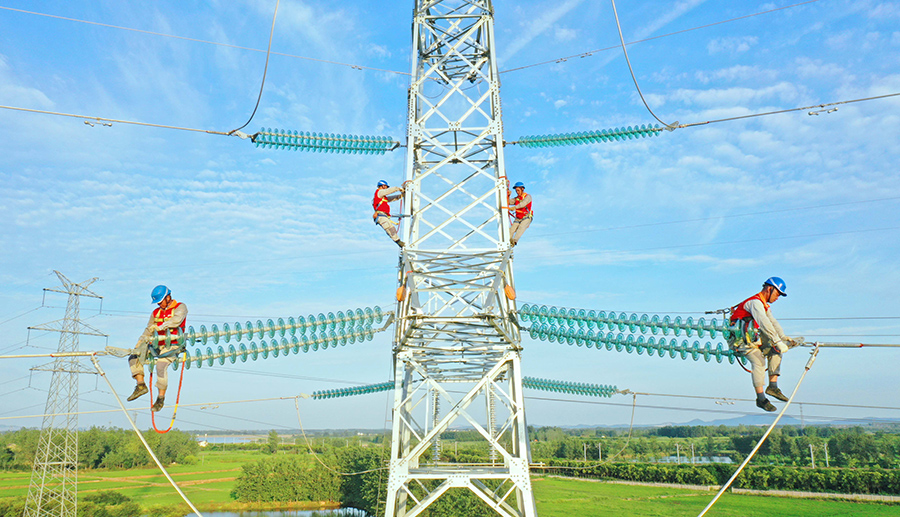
[23,271,104,517]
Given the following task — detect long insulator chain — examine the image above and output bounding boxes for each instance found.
[528,322,736,364]
[153,306,387,348]
[306,378,616,401]
[252,128,397,154]
[515,124,662,149]
[518,303,737,340]
[178,325,380,370]
[311,381,394,400]
[522,377,618,398]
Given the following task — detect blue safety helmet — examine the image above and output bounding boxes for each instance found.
[377,180,389,187]
[513,181,525,188]
[151,285,171,304]
[763,277,787,296]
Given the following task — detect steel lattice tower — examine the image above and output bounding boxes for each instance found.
[386,2,536,515]
[23,272,104,517]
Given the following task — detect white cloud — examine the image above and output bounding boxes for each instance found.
[666,82,803,107]
[694,65,776,85]
[0,53,54,108]
[526,152,558,168]
[499,0,585,64]
[367,44,391,59]
[554,27,577,42]
[707,36,758,55]
[825,30,854,50]
[632,0,710,39]
[869,2,900,18]
[793,58,850,82]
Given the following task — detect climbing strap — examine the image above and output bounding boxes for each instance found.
[148,352,187,434]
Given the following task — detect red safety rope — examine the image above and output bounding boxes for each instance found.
[148,352,187,434]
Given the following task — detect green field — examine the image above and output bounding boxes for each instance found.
[533,476,898,517]
[1,452,897,515]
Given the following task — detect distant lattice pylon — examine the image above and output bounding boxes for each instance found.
[23,271,105,517]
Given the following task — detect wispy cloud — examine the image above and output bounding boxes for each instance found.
[499,0,585,65]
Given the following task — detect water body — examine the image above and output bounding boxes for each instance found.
[194,436,256,444]
[189,509,367,517]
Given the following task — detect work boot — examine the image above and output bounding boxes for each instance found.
[396,240,405,248]
[127,383,148,402]
[151,397,165,412]
[766,385,789,402]
[756,398,777,412]
[510,239,517,247]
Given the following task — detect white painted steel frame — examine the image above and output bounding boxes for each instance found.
[387,2,536,516]
[24,273,103,517]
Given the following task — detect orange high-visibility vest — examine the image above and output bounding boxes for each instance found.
[511,194,532,219]
[729,294,769,328]
[373,189,391,216]
[153,302,186,346]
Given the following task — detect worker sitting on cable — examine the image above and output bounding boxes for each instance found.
[373,179,405,248]
[126,285,188,412]
[508,181,533,246]
[729,277,797,412]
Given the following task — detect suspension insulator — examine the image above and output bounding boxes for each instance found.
[253,128,396,154]
[528,322,735,363]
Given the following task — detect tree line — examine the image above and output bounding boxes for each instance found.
[0,427,199,471]
[526,424,900,468]
[543,460,900,495]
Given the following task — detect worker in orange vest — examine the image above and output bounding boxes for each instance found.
[126,285,188,412]
[508,181,533,246]
[729,277,796,412]
[373,179,405,248]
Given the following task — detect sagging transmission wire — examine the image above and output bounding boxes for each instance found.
[0,5,409,77]
[697,345,820,517]
[89,355,204,517]
[609,0,676,130]
[227,0,279,135]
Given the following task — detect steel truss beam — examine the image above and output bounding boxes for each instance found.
[387,2,536,516]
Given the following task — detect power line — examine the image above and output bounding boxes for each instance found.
[609,0,675,129]
[541,195,900,239]
[516,301,899,321]
[621,390,900,412]
[526,394,897,425]
[5,381,896,425]
[529,225,900,259]
[0,104,236,136]
[0,307,42,328]
[500,0,825,74]
[0,5,410,77]
[678,92,900,129]
[227,0,279,135]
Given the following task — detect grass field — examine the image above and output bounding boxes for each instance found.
[1,453,897,515]
[532,476,898,517]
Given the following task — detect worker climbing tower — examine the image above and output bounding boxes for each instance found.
[387,1,536,515]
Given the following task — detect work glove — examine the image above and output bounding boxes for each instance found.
[775,341,789,354]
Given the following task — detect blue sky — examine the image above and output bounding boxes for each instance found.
[1,0,899,433]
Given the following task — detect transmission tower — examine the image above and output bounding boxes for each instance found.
[386,2,536,516]
[23,271,104,517]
